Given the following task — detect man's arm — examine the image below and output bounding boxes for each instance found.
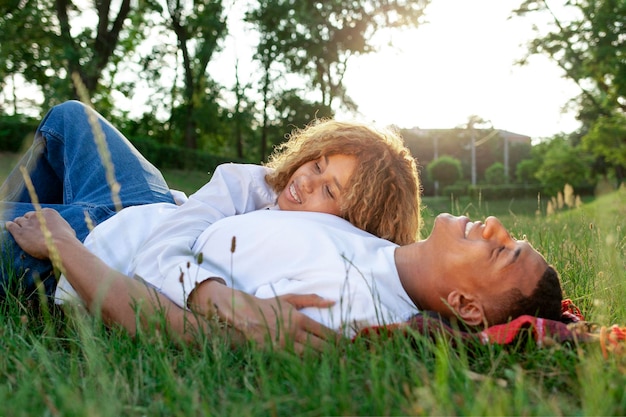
[189,279,338,351]
[7,208,338,350]
[6,208,204,342]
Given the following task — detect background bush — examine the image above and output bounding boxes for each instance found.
[0,115,37,152]
[131,137,248,173]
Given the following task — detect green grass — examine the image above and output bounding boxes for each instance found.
[162,168,214,196]
[2,154,626,415]
[0,152,20,182]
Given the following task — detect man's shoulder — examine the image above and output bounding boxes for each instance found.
[246,210,381,239]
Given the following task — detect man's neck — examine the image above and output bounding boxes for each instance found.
[394,242,429,311]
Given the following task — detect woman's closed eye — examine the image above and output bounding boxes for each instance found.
[325,185,335,199]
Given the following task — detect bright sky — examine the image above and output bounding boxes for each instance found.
[336,0,582,139]
[214,0,582,140]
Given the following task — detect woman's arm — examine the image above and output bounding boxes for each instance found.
[130,164,276,302]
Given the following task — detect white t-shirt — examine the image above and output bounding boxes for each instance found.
[54,163,277,301]
[150,210,418,336]
[55,164,419,334]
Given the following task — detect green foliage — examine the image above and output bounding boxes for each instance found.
[273,90,333,130]
[535,136,595,195]
[130,137,247,172]
[0,0,153,109]
[467,184,545,200]
[582,113,626,170]
[0,0,67,110]
[164,0,227,150]
[1,0,431,159]
[441,182,469,198]
[514,0,626,182]
[246,0,428,113]
[515,158,541,185]
[427,155,463,188]
[243,0,429,161]
[485,162,505,185]
[516,0,626,115]
[0,115,37,152]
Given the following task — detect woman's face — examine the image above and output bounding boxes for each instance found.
[276,154,357,216]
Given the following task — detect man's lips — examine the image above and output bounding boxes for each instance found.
[463,219,484,238]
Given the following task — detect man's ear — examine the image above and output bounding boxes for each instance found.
[447,290,485,326]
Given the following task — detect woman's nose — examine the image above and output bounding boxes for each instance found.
[482,216,514,244]
[300,174,314,193]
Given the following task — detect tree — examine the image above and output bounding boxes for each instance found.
[515,158,541,185]
[534,135,594,195]
[0,0,151,112]
[232,60,249,159]
[515,141,547,185]
[57,0,132,100]
[514,0,626,183]
[245,0,289,161]
[582,113,626,183]
[0,0,62,113]
[485,162,506,185]
[427,156,463,193]
[165,0,227,149]
[247,0,429,116]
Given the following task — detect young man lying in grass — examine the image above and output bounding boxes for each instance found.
[1,100,562,351]
[7,207,563,353]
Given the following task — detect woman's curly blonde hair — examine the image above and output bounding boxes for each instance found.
[265,119,421,245]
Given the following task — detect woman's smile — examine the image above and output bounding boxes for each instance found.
[277,154,357,216]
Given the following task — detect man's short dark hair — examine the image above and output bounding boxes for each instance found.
[487,266,563,325]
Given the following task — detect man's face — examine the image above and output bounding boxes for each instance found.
[277,154,357,216]
[423,214,547,300]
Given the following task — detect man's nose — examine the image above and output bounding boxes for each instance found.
[482,216,514,244]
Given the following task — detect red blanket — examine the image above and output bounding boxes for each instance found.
[354,299,626,358]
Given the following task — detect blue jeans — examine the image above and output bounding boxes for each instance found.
[0,100,175,299]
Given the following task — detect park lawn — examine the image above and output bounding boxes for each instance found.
[1,157,625,415]
[0,152,19,182]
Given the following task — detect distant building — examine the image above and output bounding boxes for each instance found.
[401,127,532,193]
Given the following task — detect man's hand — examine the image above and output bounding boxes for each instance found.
[6,208,76,260]
[189,280,340,353]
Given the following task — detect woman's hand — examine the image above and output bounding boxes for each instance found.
[276,293,336,310]
[6,208,76,260]
[189,280,339,353]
